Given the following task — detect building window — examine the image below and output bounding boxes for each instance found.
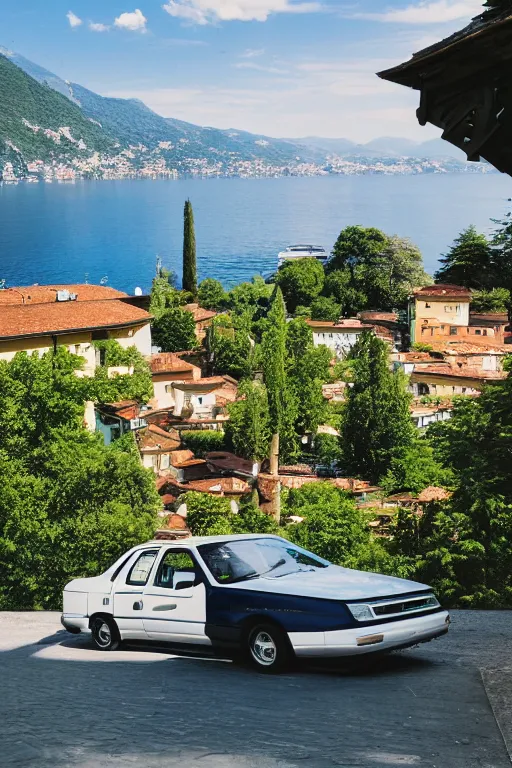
[475,329,482,336]
[483,330,488,336]
[198,397,203,405]
[92,330,109,340]
[165,384,173,393]
[418,383,430,395]
[450,327,458,336]
[425,303,431,308]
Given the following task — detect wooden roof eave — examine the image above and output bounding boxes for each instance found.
[377,12,512,90]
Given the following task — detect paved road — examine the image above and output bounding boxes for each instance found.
[1,611,511,768]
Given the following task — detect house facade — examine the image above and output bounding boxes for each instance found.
[0,284,152,372]
[409,284,471,344]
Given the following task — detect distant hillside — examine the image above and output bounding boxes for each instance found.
[70,81,323,165]
[0,46,488,181]
[0,54,115,173]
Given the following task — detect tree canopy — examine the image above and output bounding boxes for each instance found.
[341,331,415,482]
[152,307,198,353]
[276,257,324,312]
[435,226,494,289]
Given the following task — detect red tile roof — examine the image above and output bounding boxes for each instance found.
[183,303,217,323]
[428,341,510,354]
[359,311,399,323]
[412,365,506,380]
[0,284,127,305]
[0,300,151,340]
[306,319,365,329]
[413,284,471,298]
[138,425,181,452]
[150,352,200,375]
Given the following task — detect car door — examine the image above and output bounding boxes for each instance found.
[113,548,160,639]
[142,548,210,645]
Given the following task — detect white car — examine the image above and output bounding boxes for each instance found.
[62,534,450,672]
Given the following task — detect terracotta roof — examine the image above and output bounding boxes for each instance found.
[413,284,472,299]
[158,474,249,496]
[359,311,399,323]
[428,341,510,355]
[169,449,206,468]
[172,376,238,392]
[183,303,217,323]
[279,464,316,477]
[412,365,506,380]
[0,299,151,340]
[150,353,200,375]
[205,452,255,477]
[98,400,140,420]
[138,424,181,452]
[417,486,452,502]
[0,284,128,305]
[469,313,509,325]
[306,319,365,330]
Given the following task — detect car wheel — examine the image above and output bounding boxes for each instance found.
[91,616,120,651]
[246,623,292,673]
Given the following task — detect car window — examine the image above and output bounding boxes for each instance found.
[126,550,158,586]
[154,550,197,589]
[198,539,329,584]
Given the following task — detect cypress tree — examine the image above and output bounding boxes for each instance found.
[434,226,493,289]
[182,199,197,296]
[261,287,299,463]
[341,331,415,483]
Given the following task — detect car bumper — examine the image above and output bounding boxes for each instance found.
[61,613,90,634]
[289,610,450,657]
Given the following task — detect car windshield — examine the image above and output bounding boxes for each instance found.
[197,538,330,584]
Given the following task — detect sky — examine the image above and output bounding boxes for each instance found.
[0,0,485,141]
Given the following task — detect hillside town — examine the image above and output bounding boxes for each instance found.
[1,249,508,545]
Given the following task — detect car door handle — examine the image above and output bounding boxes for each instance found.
[133,600,143,610]
[152,604,177,612]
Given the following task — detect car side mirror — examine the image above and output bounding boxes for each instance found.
[174,573,195,591]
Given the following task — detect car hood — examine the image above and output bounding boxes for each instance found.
[224,565,431,601]
[64,576,112,593]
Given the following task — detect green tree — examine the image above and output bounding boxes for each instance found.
[435,226,494,289]
[150,265,184,319]
[323,270,367,317]
[471,288,511,313]
[207,315,252,379]
[380,439,451,495]
[0,351,159,610]
[416,369,512,606]
[329,225,388,275]
[152,307,197,352]
[341,331,415,482]
[198,278,227,310]
[310,296,341,321]
[276,258,324,313]
[182,199,197,296]
[284,482,401,574]
[261,287,299,463]
[225,380,272,461]
[286,319,330,435]
[184,492,234,536]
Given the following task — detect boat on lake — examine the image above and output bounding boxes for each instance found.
[277,244,328,268]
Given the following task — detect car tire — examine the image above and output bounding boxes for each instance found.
[91,616,120,652]
[246,623,292,674]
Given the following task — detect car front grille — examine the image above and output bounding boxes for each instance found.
[372,595,439,618]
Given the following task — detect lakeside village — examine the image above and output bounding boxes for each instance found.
[1,145,496,185]
[2,205,512,611]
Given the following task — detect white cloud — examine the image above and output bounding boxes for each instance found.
[114,9,148,32]
[106,52,443,142]
[354,0,483,24]
[162,0,321,25]
[89,22,110,32]
[66,10,83,28]
[242,48,265,58]
[236,61,288,74]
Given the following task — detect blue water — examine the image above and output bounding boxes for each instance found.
[0,175,511,293]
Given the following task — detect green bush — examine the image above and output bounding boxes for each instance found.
[181,430,226,457]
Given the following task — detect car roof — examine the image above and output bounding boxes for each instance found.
[143,534,283,548]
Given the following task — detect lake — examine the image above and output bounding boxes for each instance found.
[1,174,511,293]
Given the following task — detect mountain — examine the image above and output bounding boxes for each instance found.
[0,46,485,181]
[70,81,322,165]
[0,53,116,176]
[0,46,78,104]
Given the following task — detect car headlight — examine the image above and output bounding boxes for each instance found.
[348,604,374,621]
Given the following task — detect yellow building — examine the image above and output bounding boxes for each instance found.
[0,283,152,373]
[409,284,471,344]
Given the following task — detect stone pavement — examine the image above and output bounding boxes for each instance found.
[1,610,511,768]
